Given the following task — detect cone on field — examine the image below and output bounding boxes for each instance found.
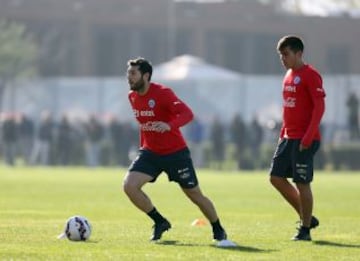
[191,218,207,226]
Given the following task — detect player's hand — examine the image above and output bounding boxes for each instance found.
[153,121,171,133]
[299,143,308,151]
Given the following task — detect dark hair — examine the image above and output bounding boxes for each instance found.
[127,57,153,81]
[277,35,304,53]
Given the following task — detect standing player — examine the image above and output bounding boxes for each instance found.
[269,36,326,241]
[123,57,227,242]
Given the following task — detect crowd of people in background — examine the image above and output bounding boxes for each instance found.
[184,114,267,170]
[0,111,138,167]
[1,91,359,169]
[0,110,268,169]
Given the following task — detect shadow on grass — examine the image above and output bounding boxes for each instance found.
[210,244,276,253]
[155,240,201,247]
[156,240,276,253]
[313,240,360,248]
[86,240,100,244]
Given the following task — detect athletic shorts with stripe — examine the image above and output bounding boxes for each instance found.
[269,139,320,183]
[128,147,198,189]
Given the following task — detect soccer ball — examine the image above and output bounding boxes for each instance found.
[63,216,92,241]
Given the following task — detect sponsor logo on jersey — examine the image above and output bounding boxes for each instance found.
[284,97,296,108]
[133,109,155,117]
[140,110,155,117]
[285,85,296,92]
[140,121,158,131]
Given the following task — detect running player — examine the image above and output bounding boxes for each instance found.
[123,57,227,242]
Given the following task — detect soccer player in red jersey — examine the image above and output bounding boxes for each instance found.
[269,36,326,241]
[123,57,227,242]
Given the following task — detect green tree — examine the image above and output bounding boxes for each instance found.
[0,20,37,110]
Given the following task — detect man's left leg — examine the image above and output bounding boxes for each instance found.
[182,186,227,241]
[291,182,313,241]
[296,183,313,227]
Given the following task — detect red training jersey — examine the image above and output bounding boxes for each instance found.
[128,82,194,155]
[280,64,326,147]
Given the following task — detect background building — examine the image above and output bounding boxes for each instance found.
[0,0,359,77]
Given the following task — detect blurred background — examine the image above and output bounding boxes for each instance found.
[0,0,360,170]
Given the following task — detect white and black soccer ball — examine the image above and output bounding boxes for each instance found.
[62,216,92,241]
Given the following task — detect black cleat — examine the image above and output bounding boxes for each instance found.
[292,226,311,241]
[296,216,319,229]
[213,229,227,241]
[310,216,319,230]
[150,220,171,241]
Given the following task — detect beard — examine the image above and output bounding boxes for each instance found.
[129,78,145,92]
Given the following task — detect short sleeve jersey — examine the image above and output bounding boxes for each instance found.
[128,83,194,155]
[281,64,326,145]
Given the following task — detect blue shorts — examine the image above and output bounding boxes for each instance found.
[128,148,198,189]
[270,139,320,183]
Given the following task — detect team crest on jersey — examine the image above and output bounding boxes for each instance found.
[293,76,301,85]
[148,99,155,108]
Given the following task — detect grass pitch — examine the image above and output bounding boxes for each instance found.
[0,167,359,260]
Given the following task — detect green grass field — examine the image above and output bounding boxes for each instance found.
[0,167,359,260]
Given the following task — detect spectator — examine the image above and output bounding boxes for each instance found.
[346,91,360,140]
[210,117,225,169]
[186,117,205,167]
[30,111,54,165]
[125,122,140,163]
[229,113,247,169]
[56,115,73,165]
[1,113,17,165]
[108,116,133,166]
[15,113,34,165]
[84,115,104,167]
[249,116,263,159]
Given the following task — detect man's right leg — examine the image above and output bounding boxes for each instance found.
[123,171,171,241]
[270,176,302,218]
[123,171,154,213]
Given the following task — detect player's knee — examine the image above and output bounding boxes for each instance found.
[270,175,281,187]
[295,182,310,191]
[123,172,145,195]
[122,176,135,195]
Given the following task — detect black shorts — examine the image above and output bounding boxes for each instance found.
[128,148,198,189]
[269,139,320,183]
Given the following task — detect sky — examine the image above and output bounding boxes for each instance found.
[176,0,360,18]
[282,0,360,17]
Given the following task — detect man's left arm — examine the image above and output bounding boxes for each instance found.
[301,74,326,149]
[164,89,194,130]
[301,97,325,149]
